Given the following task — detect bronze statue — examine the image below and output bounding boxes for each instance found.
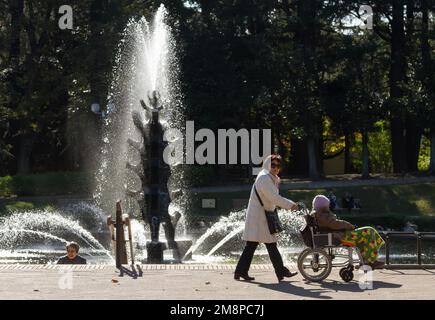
[127,90,181,263]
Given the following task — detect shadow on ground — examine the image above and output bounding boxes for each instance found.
[247,279,402,299]
[255,280,333,299]
[118,265,143,279]
[317,280,402,292]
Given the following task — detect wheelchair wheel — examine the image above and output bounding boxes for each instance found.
[340,269,354,282]
[297,248,332,282]
[339,265,354,278]
[339,268,345,278]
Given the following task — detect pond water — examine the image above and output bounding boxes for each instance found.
[1,203,434,266]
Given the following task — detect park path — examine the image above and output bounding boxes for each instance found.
[2,175,434,206]
[0,264,433,300]
[191,174,435,193]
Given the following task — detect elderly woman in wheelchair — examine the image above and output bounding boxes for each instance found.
[297,195,385,282]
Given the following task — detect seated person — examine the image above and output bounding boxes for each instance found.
[327,191,338,211]
[353,198,362,209]
[57,242,87,265]
[311,195,385,269]
[341,192,355,210]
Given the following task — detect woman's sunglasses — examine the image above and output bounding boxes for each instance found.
[271,163,281,169]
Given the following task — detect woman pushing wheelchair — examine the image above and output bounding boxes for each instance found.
[310,195,385,270]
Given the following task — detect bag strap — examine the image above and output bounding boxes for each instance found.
[253,185,264,207]
[253,174,280,210]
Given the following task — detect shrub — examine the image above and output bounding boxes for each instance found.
[0,175,13,197]
[4,201,35,212]
[0,172,92,197]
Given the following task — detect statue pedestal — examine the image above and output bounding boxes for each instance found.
[146,241,167,264]
[145,240,193,263]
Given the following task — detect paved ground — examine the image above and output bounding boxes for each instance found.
[0,264,434,300]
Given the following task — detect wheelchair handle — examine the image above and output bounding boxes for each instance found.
[296,201,308,213]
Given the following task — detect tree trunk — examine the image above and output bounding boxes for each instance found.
[289,138,308,176]
[277,135,289,176]
[361,131,370,179]
[421,0,435,174]
[429,129,435,175]
[8,0,25,174]
[406,0,415,48]
[317,133,324,177]
[344,132,353,173]
[17,133,35,174]
[270,125,276,155]
[420,0,433,102]
[390,118,407,172]
[307,133,321,180]
[420,0,432,80]
[307,123,323,180]
[83,0,110,172]
[403,0,421,172]
[405,118,422,172]
[8,0,24,68]
[89,0,108,106]
[295,0,321,180]
[390,0,408,173]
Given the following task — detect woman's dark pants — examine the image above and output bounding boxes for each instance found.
[235,241,288,277]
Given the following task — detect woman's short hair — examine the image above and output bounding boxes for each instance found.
[66,241,79,253]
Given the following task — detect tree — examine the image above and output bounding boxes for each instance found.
[324,32,388,178]
[418,0,435,173]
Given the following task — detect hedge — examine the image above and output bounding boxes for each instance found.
[0,172,92,197]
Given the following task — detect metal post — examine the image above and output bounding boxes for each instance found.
[125,217,135,265]
[379,231,435,270]
[115,201,128,268]
[385,235,390,265]
[417,233,422,265]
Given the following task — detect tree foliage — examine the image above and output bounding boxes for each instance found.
[0,0,433,179]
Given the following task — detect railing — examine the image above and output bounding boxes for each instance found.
[380,231,435,269]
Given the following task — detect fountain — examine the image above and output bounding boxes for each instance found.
[0,207,113,264]
[181,209,306,263]
[0,6,358,265]
[94,4,190,264]
[0,5,190,266]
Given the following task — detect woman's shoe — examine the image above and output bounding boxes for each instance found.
[276,269,298,282]
[282,269,298,278]
[280,266,298,278]
[234,273,255,281]
[277,273,298,282]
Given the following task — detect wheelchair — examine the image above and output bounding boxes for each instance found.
[297,209,364,283]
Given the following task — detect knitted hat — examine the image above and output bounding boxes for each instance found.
[312,195,330,211]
